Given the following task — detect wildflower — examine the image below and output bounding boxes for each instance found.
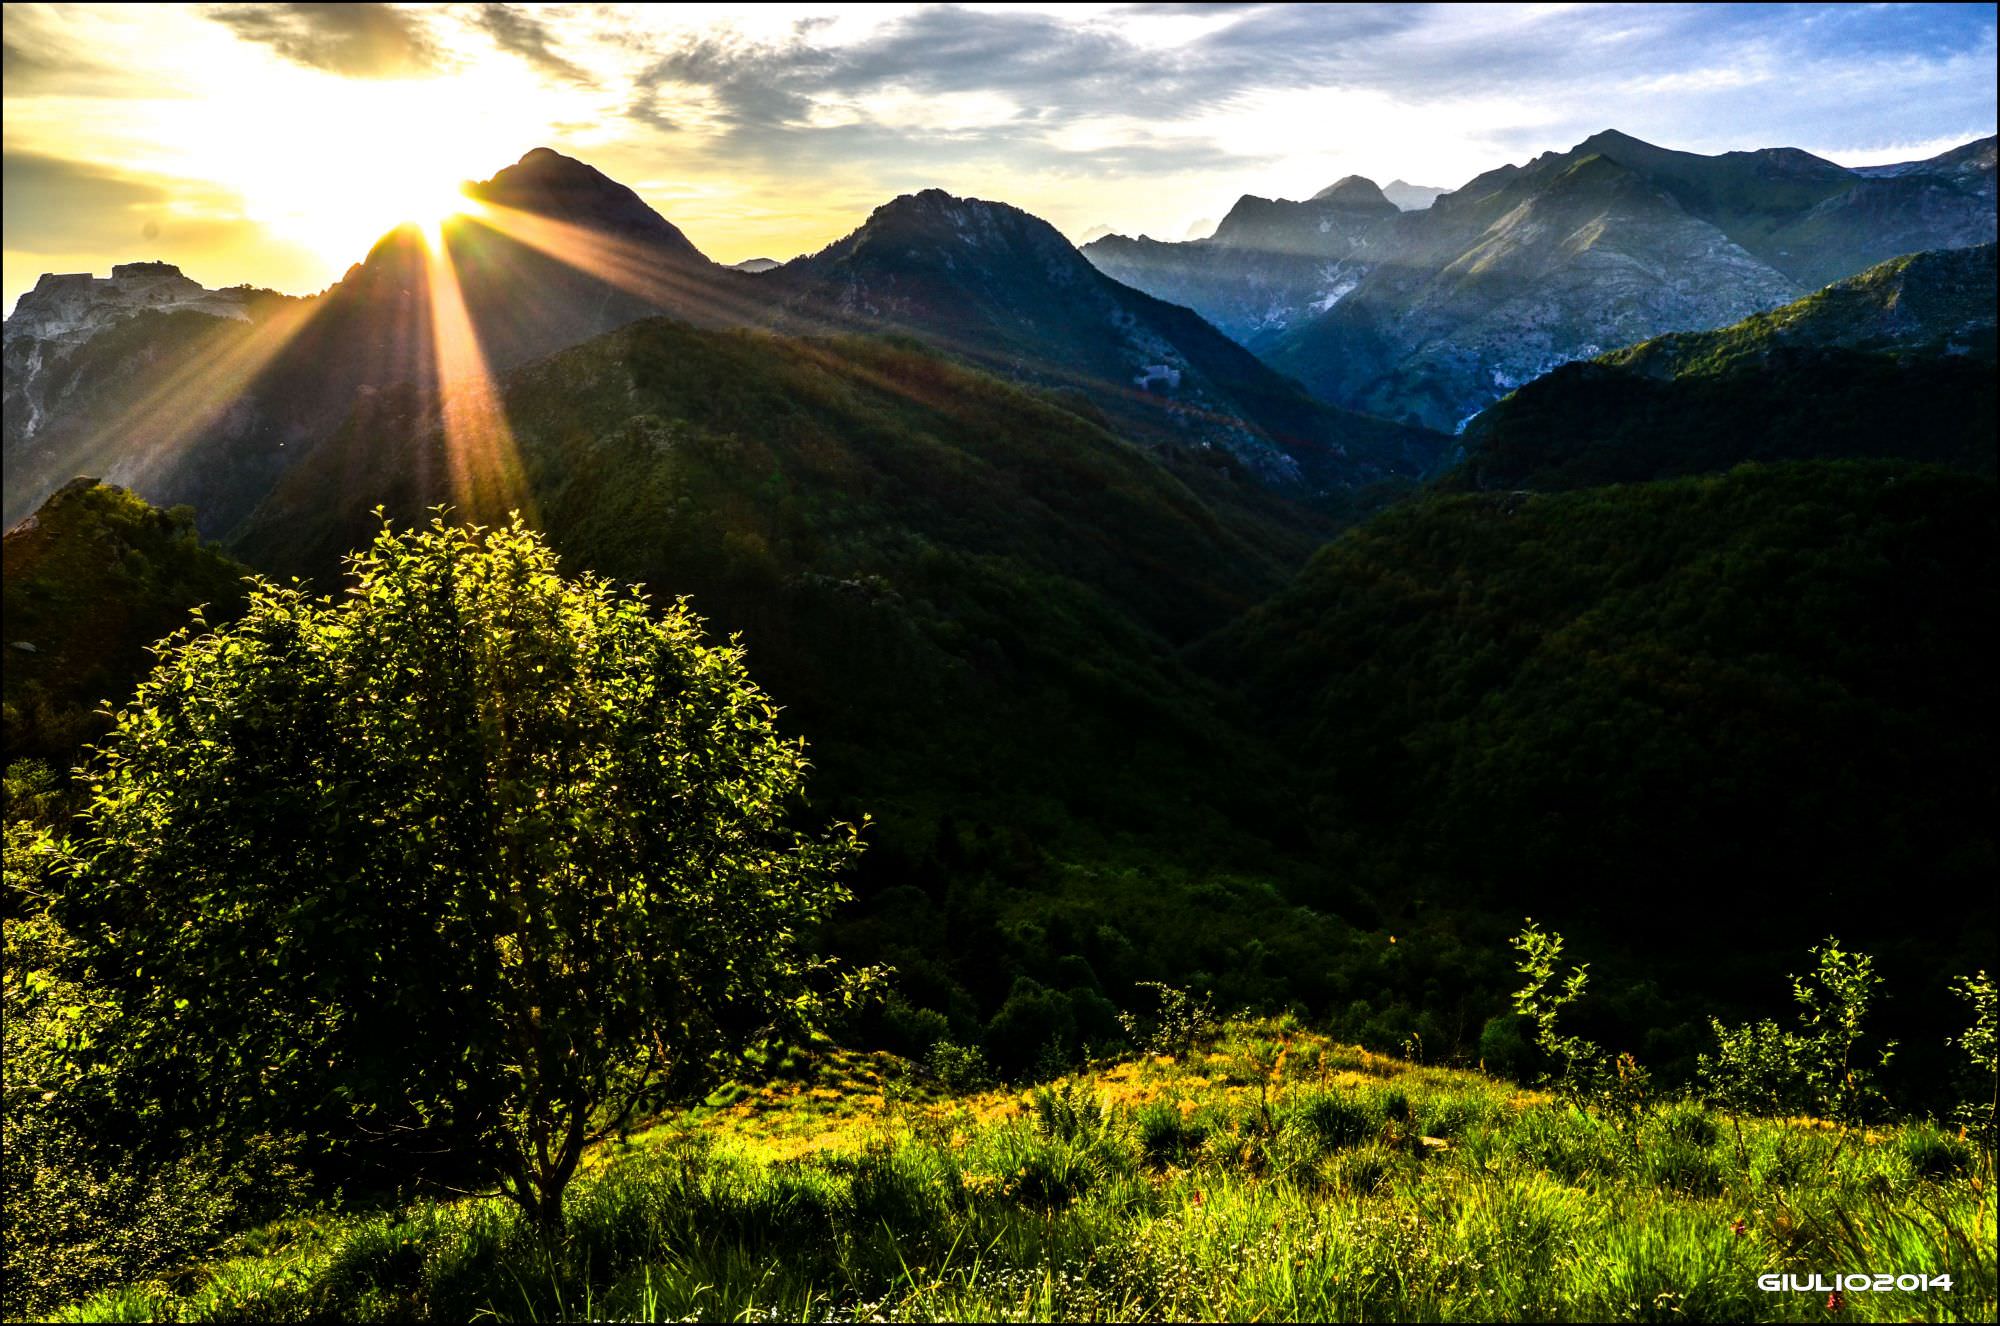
[1191,1190,1204,1206]
[1730,1218,1747,1238]
[1825,1289,1845,1313]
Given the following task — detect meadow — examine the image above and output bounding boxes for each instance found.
[56,1018,1995,1324]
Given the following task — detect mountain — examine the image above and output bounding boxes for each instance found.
[230,316,1336,834]
[2,477,251,766]
[1382,179,1449,211]
[1,149,750,531]
[766,188,1443,491]
[1265,147,1806,430]
[1447,244,1998,491]
[729,257,783,273]
[1551,130,1998,290]
[1080,177,1401,344]
[1089,131,1995,432]
[5,153,1443,530]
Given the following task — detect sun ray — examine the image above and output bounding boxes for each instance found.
[51,294,328,507]
[422,221,538,525]
[465,202,772,328]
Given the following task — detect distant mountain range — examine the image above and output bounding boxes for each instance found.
[2,149,1445,530]
[1084,130,1997,431]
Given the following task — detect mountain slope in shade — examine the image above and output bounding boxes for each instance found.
[1445,244,1998,491]
[767,187,1445,491]
[1081,177,1401,344]
[231,319,1329,852]
[2,478,251,764]
[1206,458,1997,1077]
[1,149,749,531]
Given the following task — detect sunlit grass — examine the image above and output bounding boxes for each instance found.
[56,1019,1997,1323]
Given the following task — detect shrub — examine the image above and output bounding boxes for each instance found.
[1897,1121,1973,1180]
[925,1040,994,1093]
[1289,1091,1377,1153]
[1117,981,1219,1059]
[1133,1100,1207,1168]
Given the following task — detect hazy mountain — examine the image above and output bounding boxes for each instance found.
[1382,179,1449,210]
[729,257,783,273]
[1087,130,1995,432]
[1079,177,1401,344]
[1264,146,1806,430]
[1445,244,1998,491]
[764,187,1443,491]
[5,152,1442,529]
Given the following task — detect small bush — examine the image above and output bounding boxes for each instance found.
[1289,1090,1377,1153]
[1897,1121,1973,1180]
[1654,1100,1721,1148]
[925,1040,993,1093]
[1134,1101,1207,1168]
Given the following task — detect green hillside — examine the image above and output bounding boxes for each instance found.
[1215,460,1997,1081]
[233,323,1326,855]
[1449,246,1997,492]
[2,478,250,775]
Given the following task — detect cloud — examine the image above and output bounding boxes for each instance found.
[608,3,1991,201]
[208,2,440,78]
[2,6,158,98]
[472,3,591,86]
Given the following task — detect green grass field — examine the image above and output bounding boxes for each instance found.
[56,1019,1995,1323]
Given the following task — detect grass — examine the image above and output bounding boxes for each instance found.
[57,1019,1996,1323]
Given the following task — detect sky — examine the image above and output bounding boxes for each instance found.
[4,2,1995,311]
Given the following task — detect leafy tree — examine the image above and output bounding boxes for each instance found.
[1510,922,1649,1125]
[64,515,871,1231]
[1949,970,1998,1149]
[1699,937,1895,1128]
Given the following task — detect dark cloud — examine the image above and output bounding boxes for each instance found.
[207,2,440,78]
[473,3,591,85]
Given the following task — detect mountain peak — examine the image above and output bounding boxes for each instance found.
[467,148,706,260]
[1574,128,1662,156]
[1311,175,1394,211]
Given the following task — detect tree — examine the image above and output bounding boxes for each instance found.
[1948,970,1998,1149]
[1509,921,1649,1125]
[65,515,870,1232]
[1698,937,1895,1128]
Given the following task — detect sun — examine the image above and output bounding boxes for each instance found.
[179,72,536,268]
[405,182,484,250]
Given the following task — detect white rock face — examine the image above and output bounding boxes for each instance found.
[3,263,258,455]
[4,262,251,347]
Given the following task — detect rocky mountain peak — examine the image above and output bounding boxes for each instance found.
[5,262,254,345]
